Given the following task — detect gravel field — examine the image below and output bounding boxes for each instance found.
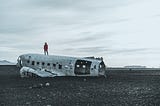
[0,65,160,106]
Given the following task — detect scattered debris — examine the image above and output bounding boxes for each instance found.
[0,103,5,106]
[45,82,50,86]
[26,102,31,105]
[28,83,50,89]
[42,97,46,100]
[39,83,43,87]
[37,94,40,97]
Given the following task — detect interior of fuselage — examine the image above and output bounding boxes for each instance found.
[74,60,91,75]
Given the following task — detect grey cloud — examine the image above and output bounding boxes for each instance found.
[60,31,115,45]
[0,25,35,35]
[61,35,100,44]
[92,18,129,26]
[0,0,131,36]
[28,0,130,10]
[110,18,129,24]
[63,47,150,55]
[0,42,38,52]
[62,46,106,54]
[153,14,160,17]
[107,48,151,55]
[28,0,78,9]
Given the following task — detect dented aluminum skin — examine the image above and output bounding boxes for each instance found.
[17,54,106,77]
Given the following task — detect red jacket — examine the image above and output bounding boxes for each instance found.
[44,44,48,51]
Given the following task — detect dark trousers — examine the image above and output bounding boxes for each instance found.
[44,50,48,55]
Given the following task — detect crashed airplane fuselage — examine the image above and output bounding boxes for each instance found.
[17,54,106,77]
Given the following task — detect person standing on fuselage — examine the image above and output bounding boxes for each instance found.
[44,42,48,55]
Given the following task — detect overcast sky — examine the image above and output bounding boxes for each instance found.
[1,0,160,67]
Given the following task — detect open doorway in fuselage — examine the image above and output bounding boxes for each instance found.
[74,60,92,75]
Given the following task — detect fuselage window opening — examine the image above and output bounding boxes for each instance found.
[53,64,56,67]
[47,63,50,66]
[99,61,105,69]
[59,64,62,69]
[32,61,35,65]
[37,62,39,65]
[42,62,45,66]
[99,61,106,72]
[27,60,30,64]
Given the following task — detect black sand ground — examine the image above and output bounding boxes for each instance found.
[0,65,160,106]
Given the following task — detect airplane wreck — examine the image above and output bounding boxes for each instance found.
[17,54,106,77]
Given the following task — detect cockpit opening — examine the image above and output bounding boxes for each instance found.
[99,61,105,72]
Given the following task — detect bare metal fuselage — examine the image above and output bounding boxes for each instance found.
[17,54,106,77]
